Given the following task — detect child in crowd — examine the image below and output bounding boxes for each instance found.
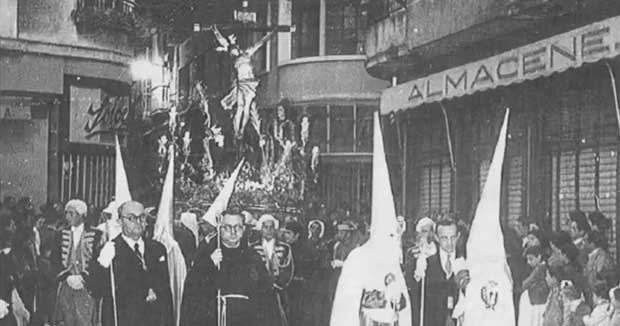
[544,263,565,326]
[561,280,591,326]
[583,281,612,326]
[609,286,620,326]
[519,245,549,326]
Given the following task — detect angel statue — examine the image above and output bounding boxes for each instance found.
[212,24,277,139]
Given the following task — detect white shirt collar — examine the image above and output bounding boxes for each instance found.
[71,223,85,246]
[440,248,456,261]
[439,248,456,275]
[122,235,145,255]
[262,238,276,257]
[71,223,84,233]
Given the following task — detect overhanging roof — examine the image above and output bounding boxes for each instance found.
[380,15,620,114]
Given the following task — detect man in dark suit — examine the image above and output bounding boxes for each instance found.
[87,201,173,326]
[406,218,463,326]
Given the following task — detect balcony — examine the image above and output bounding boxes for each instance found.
[365,0,620,80]
[71,0,138,35]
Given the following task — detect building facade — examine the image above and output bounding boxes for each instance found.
[258,0,390,218]
[177,0,390,218]
[0,0,136,207]
[367,0,620,259]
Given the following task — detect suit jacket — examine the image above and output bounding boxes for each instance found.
[52,225,102,282]
[87,235,173,326]
[405,250,463,326]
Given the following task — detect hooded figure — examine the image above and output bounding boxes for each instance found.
[96,136,131,241]
[453,110,515,326]
[330,112,411,326]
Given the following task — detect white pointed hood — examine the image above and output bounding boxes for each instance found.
[114,134,132,210]
[97,135,132,239]
[201,159,244,226]
[330,112,411,326]
[153,144,187,326]
[369,112,399,246]
[154,144,176,239]
[461,109,514,326]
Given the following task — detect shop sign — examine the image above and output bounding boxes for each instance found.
[69,85,129,144]
[0,96,32,120]
[381,15,620,113]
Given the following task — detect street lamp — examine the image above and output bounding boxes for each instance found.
[130,58,170,115]
[130,59,161,81]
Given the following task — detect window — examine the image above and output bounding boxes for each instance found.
[292,0,320,58]
[405,109,453,219]
[329,105,354,152]
[325,0,366,55]
[307,105,327,151]
[356,105,373,152]
[299,103,375,154]
[319,160,372,218]
[417,159,452,218]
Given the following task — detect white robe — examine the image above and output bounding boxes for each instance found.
[330,242,411,326]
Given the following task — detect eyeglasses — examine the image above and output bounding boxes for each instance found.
[221,224,244,233]
[121,214,147,223]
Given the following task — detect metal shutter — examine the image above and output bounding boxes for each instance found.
[579,148,597,213]
[598,146,617,258]
[558,151,577,231]
[507,156,523,226]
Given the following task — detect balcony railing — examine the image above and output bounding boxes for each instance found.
[76,0,136,14]
[362,0,405,23]
[72,0,138,35]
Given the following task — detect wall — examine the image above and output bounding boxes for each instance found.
[0,52,131,95]
[276,56,388,103]
[364,9,407,59]
[17,0,132,54]
[0,117,49,206]
[0,0,18,37]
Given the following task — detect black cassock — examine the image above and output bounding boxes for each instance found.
[87,235,173,326]
[180,240,270,326]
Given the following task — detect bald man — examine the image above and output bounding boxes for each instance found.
[52,199,102,326]
[87,201,173,326]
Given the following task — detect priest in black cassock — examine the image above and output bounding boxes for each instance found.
[180,211,271,326]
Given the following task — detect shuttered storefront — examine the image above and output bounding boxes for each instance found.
[544,66,618,258]
[406,109,453,219]
[59,151,115,208]
[417,160,452,218]
[319,159,372,217]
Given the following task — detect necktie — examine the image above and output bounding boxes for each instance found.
[134,243,145,270]
[445,255,452,277]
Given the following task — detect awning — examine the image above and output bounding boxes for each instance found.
[380,15,620,114]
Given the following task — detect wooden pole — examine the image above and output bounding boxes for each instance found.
[107,221,118,326]
[110,261,118,326]
[217,216,222,326]
[605,61,620,134]
[419,277,425,326]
